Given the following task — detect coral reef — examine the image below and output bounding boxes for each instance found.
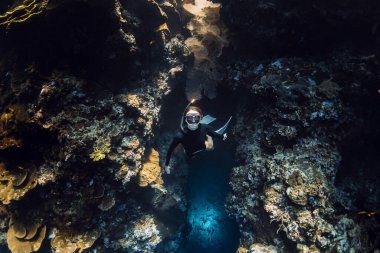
[1,0,380,252]
[0,0,188,252]
[226,55,380,252]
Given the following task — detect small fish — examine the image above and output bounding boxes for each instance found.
[357,211,377,217]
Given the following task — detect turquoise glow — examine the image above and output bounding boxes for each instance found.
[184,146,239,253]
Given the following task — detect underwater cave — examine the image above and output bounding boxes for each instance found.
[0,0,380,252]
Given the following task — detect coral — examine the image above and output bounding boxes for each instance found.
[89,141,111,162]
[120,215,162,253]
[226,55,380,252]
[183,0,229,99]
[125,94,141,109]
[50,228,100,253]
[237,247,248,253]
[0,105,29,149]
[248,243,278,253]
[0,163,38,204]
[0,0,49,28]
[0,108,16,137]
[138,148,163,187]
[285,186,307,206]
[0,137,22,150]
[0,0,186,251]
[297,244,320,253]
[7,219,46,253]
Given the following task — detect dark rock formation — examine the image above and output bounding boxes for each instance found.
[220,0,380,56]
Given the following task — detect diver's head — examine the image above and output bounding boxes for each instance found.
[185,106,202,131]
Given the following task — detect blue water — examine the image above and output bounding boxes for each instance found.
[183,144,240,253]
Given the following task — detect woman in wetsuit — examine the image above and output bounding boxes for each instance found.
[165,106,227,174]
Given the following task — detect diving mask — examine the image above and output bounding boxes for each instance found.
[185,111,201,130]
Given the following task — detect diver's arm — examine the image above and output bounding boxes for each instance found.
[165,136,182,166]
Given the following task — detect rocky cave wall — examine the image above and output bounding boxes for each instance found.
[219,1,380,252]
[225,55,380,253]
[0,0,380,253]
[0,0,192,252]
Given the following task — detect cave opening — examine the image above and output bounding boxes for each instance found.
[156,83,240,253]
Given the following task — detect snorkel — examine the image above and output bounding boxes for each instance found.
[180,99,195,132]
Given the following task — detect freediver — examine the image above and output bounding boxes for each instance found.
[164,103,228,174]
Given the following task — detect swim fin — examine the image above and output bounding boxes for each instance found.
[200,115,216,125]
[215,116,232,135]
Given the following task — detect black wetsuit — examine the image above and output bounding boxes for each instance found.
[165,124,223,166]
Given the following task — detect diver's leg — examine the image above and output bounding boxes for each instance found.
[205,134,214,151]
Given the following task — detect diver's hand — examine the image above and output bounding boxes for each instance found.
[223,133,228,141]
[165,165,171,174]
